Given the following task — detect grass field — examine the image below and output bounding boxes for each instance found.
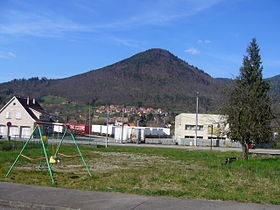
[0,141,280,204]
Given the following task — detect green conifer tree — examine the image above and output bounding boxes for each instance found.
[225,38,273,160]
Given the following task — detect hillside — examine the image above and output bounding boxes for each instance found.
[0,49,236,112]
[46,49,225,111]
[267,75,280,114]
[268,75,280,97]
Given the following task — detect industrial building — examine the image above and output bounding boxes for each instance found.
[175,113,229,142]
[92,124,170,143]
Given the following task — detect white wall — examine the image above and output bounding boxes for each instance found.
[0,97,35,138]
[114,126,170,141]
[175,113,228,140]
[92,124,114,135]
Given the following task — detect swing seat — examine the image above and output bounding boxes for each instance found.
[20,154,46,161]
[49,156,60,164]
[58,153,80,158]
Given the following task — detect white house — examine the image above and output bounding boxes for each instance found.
[0,96,51,139]
[175,113,229,140]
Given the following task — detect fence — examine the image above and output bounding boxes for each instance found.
[177,138,241,148]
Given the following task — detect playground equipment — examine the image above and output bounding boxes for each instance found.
[5,122,92,184]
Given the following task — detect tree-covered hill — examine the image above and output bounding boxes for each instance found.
[0,48,279,114]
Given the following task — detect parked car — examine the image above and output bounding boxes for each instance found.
[248,143,256,149]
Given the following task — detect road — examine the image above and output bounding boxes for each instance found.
[0,182,279,210]
[2,136,280,155]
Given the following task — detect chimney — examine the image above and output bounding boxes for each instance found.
[33,98,35,104]
[27,97,29,105]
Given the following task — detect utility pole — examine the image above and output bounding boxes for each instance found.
[121,106,124,144]
[210,124,213,150]
[194,92,199,147]
[88,102,91,145]
[88,103,91,136]
[106,108,109,148]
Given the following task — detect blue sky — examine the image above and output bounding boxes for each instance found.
[0,0,279,83]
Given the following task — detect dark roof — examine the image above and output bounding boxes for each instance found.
[16,97,50,121]
[17,97,44,111]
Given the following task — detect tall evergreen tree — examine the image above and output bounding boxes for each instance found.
[224,38,273,160]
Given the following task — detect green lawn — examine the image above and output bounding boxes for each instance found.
[0,141,280,204]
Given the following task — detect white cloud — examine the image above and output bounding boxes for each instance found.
[198,39,211,44]
[184,48,200,55]
[0,0,225,38]
[0,51,17,59]
[7,52,16,57]
[97,0,224,29]
[109,36,144,49]
[0,9,90,38]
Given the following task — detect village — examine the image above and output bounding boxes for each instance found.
[0,96,238,148]
[1,1,280,207]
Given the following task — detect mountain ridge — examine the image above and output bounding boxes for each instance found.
[0,48,279,112]
[46,48,224,111]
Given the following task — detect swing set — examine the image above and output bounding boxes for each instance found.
[5,122,92,184]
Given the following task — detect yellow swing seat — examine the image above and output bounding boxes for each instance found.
[49,156,60,164]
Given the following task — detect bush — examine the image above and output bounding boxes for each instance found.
[0,143,13,151]
[273,139,280,149]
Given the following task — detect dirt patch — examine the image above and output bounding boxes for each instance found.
[88,151,167,172]
[12,151,207,174]
[86,151,207,172]
[14,166,33,170]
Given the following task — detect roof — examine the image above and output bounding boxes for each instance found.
[17,97,43,111]
[17,97,45,121]
[0,96,51,122]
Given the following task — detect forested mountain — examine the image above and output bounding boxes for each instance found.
[267,75,280,114]
[0,48,279,113]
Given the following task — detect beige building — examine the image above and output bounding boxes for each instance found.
[0,96,50,139]
[175,113,228,141]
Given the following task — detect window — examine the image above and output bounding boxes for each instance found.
[185,125,203,130]
[185,125,194,130]
[185,136,194,139]
[16,112,21,120]
[6,112,11,119]
[9,126,19,137]
[208,137,226,140]
[20,126,31,138]
[185,136,203,139]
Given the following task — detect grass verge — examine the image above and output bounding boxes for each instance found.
[0,141,280,204]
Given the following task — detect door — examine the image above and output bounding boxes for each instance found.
[9,126,19,138]
[20,126,31,138]
[0,125,6,138]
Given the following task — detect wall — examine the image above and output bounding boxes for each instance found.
[175,113,229,140]
[177,138,241,147]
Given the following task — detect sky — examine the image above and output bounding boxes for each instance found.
[0,0,280,83]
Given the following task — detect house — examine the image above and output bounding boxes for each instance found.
[175,113,229,141]
[0,96,51,139]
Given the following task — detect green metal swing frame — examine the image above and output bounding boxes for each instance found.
[5,122,92,184]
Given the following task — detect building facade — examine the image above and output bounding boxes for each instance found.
[175,113,229,141]
[0,96,50,139]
